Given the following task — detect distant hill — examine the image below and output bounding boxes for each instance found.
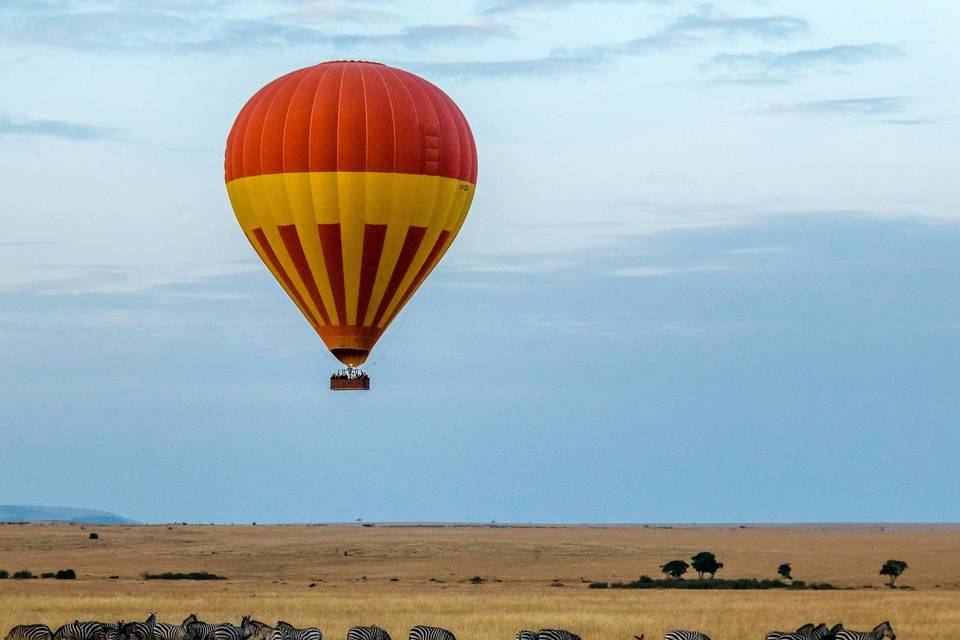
[0,505,136,524]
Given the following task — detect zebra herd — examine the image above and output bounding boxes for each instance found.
[2,618,896,640]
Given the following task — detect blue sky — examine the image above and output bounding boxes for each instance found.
[1,0,958,524]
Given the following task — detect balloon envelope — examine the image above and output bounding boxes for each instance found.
[225,61,477,367]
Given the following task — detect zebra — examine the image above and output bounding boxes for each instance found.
[120,615,156,640]
[240,621,272,640]
[54,622,105,640]
[154,615,200,640]
[516,632,537,640]
[537,630,581,640]
[825,625,844,640]
[5,625,53,640]
[768,624,816,640]
[212,617,252,640]
[779,623,833,640]
[346,627,390,640]
[185,620,217,640]
[273,623,319,640]
[408,626,453,640]
[664,632,711,640]
[835,622,895,640]
[97,623,124,640]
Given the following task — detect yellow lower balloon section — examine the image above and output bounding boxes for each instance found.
[226,171,475,366]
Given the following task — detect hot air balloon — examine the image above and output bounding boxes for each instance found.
[224,61,477,390]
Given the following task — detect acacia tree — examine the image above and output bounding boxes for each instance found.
[690,551,724,579]
[880,560,908,587]
[660,560,689,580]
[777,563,792,581]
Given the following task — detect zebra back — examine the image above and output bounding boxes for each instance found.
[835,622,894,640]
[516,632,537,640]
[185,624,216,640]
[408,626,454,640]
[241,621,272,640]
[346,627,390,640]
[274,624,319,640]
[55,623,104,640]
[153,625,186,640]
[664,632,710,640]
[537,630,581,640]
[6,625,53,640]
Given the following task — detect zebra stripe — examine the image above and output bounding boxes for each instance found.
[516,632,537,640]
[54,622,104,640]
[537,629,581,640]
[274,623,319,640]
[121,615,156,640]
[185,623,217,640]
[6,625,53,640]
[664,632,711,640]
[408,626,453,640]
[767,624,818,640]
[241,622,273,640]
[835,622,895,640]
[97,624,123,640]
[779,623,832,640]
[346,628,390,640]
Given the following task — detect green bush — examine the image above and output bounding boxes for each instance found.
[0,570,8,579]
[588,582,609,589]
[56,569,77,580]
[13,570,36,579]
[143,571,226,580]
[41,572,55,579]
[603,577,836,590]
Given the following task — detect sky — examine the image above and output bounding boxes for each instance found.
[1,0,959,524]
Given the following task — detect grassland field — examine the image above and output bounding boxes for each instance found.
[0,524,957,640]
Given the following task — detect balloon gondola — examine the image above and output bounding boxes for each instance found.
[224,61,478,390]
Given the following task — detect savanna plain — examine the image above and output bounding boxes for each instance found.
[1,524,957,639]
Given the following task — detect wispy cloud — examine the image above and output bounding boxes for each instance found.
[0,115,124,141]
[422,10,808,78]
[749,96,907,117]
[479,0,650,15]
[0,3,512,53]
[609,262,732,278]
[704,43,905,84]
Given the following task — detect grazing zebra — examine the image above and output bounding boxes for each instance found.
[273,622,319,640]
[664,632,710,640]
[185,620,217,640]
[516,632,537,640]
[537,629,581,640]
[824,625,844,640]
[767,624,816,640]
[240,621,272,640]
[835,622,895,640]
[212,617,252,640]
[346,627,390,640]
[54,622,105,640]
[408,626,453,640]
[779,623,833,640]
[98,623,123,640]
[120,615,157,640]
[154,615,201,640]
[5,626,53,640]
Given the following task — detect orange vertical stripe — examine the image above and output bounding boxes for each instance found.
[357,224,388,327]
[317,223,347,325]
[277,224,332,326]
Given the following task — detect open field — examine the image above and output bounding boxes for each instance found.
[1,524,958,639]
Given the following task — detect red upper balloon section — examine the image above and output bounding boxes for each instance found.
[225,61,477,184]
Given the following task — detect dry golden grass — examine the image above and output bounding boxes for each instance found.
[0,524,958,639]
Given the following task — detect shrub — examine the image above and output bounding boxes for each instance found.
[143,572,226,580]
[56,569,76,580]
[588,582,609,589]
[469,576,484,584]
[0,570,8,579]
[89,533,99,540]
[41,572,55,579]
[13,570,36,579]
